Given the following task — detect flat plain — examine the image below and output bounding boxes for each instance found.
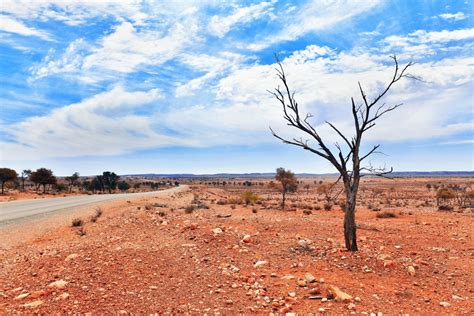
[0,177,472,314]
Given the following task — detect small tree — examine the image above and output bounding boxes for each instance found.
[436,188,456,206]
[118,181,131,192]
[275,167,298,209]
[270,56,416,251]
[0,168,18,194]
[30,168,57,193]
[65,172,80,192]
[101,171,120,193]
[241,190,259,205]
[20,169,31,191]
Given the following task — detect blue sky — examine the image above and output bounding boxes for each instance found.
[0,0,473,176]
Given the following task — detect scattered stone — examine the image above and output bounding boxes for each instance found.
[212,228,223,235]
[318,307,326,312]
[304,273,316,283]
[347,303,356,310]
[254,260,268,268]
[328,285,353,302]
[281,275,295,280]
[65,253,79,261]
[29,290,47,299]
[56,292,70,300]
[242,235,252,243]
[48,279,68,289]
[189,223,199,230]
[288,291,296,298]
[439,301,451,308]
[14,293,30,300]
[407,265,416,276]
[21,300,43,308]
[354,296,361,302]
[308,287,320,295]
[297,279,306,287]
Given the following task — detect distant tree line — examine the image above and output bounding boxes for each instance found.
[0,168,176,195]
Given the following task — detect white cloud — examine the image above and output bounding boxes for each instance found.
[208,1,275,38]
[247,0,383,50]
[0,15,51,40]
[30,20,199,82]
[438,12,467,21]
[0,0,144,26]
[1,86,180,160]
[383,28,474,57]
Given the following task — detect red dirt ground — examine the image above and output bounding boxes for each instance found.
[0,179,472,314]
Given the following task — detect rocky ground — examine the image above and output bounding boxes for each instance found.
[0,183,473,314]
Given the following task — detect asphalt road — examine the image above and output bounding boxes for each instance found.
[0,186,185,225]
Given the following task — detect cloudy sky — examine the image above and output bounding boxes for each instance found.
[0,0,473,176]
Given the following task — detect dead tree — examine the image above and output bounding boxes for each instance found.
[270,56,416,251]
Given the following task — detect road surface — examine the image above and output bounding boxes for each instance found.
[0,186,185,225]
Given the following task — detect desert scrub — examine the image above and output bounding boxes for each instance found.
[71,218,84,227]
[241,190,259,205]
[376,211,397,218]
[184,205,195,214]
[90,207,103,223]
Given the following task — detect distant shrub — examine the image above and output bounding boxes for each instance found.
[376,211,397,219]
[303,209,312,215]
[323,203,333,211]
[252,207,258,214]
[230,204,236,210]
[241,190,259,205]
[314,205,321,210]
[184,205,195,214]
[90,207,103,222]
[438,205,454,211]
[72,218,84,227]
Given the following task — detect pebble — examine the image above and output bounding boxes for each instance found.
[21,300,44,308]
[304,273,316,283]
[347,303,356,310]
[407,266,416,276]
[14,293,30,300]
[56,292,70,300]
[48,279,68,289]
[439,301,451,307]
[254,260,268,268]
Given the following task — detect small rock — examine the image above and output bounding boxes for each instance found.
[288,291,296,298]
[56,292,70,300]
[254,260,268,268]
[14,293,30,300]
[189,223,199,230]
[281,275,295,280]
[407,266,416,276]
[225,299,233,305]
[308,287,320,295]
[452,295,463,301]
[242,234,252,243]
[318,307,325,312]
[354,296,361,302]
[48,279,68,289]
[21,300,43,308]
[347,303,356,310]
[328,285,353,302]
[297,280,306,287]
[65,253,79,261]
[212,228,223,235]
[29,290,47,299]
[439,301,451,307]
[304,273,316,283]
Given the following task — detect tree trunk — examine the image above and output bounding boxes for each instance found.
[282,191,286,209]
[1,182,4,194]
[343,190,358,251]
[43,184,47,193]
